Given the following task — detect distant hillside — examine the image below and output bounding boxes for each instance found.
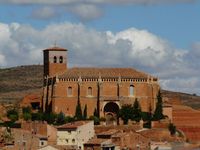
[0,65,200,109]
[0,65,43,103]
[162,90,200,110]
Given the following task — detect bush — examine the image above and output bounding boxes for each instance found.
[65,116,75,123]
[56,112,66,125]
[7,109,19,122]
[31,112,43,121]
[23,113,32,121]
[22,106,31,114]
[89,116,100,125]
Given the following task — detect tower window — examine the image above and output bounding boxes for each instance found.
[53,56,57,63]
[59,56,63,63]
[88,87,92,96]
[129,85,134,96]
[68,87,72,96]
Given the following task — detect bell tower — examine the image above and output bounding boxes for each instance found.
[43,46,67,77]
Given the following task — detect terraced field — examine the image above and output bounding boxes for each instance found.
[173,105,200,143]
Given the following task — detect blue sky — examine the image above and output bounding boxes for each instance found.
[0,1,199,48]
[0,0,199,94]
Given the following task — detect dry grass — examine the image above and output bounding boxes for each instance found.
[0,65,43,103]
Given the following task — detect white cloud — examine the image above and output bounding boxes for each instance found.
[1,0,197,21]
[30,6,60,20]
[0,21,199,94]
[68,4,103,21]
[0,0,196,5]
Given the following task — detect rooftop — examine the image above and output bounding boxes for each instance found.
[57,121,92,130]
[43,46,67,51]
[84,138,111,145]
[59,67,154,79]
[97,129,119,136]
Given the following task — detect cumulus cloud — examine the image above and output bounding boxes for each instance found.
[0,22,199,94]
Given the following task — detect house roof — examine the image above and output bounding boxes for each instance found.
[59,67,153,79]
[84,138,111,145]
[97,129,119,136]
[57,121,92,130]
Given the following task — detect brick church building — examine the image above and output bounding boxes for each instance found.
[42,46,160,118]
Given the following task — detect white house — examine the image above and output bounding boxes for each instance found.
[56,121,95,149]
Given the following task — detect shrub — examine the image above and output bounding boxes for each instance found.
[7,109,19,122]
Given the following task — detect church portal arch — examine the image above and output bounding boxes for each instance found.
[103,102,120,124]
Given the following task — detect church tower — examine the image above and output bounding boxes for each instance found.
[43,46,67,77]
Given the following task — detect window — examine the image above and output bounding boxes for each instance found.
[59,56,63,63]
[88,87,92,96]
[53,56,57,63]
[72,139,75,143]
[129,85,134,96]
[41,141,44,146]
[68,87,72,96]
[65,139,68,143]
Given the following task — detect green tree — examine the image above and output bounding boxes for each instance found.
[56,112,66,125]
[168,123,176,135]
[132,99,142,122]
[22,106,32,121]
[119,105,133,124]
[43,112,57,124]
[153,90,164,120]
[7,109,19,122]
[93,108,98,117]
[23,113,32,121]
[22,106,31,114]
[74,99,82,120]
[89,116,100,125]
[31,112,43,121]
[65,116,75,123]
[83,105,87,120]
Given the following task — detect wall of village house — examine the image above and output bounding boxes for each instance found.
[49,79,159,117]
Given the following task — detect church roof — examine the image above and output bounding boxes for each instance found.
[59,67,152,79]
[43,46,67,51]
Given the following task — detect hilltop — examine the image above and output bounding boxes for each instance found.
[0,65,200,109]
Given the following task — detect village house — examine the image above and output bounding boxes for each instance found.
[56,121,95,150]
[21,121,57,145]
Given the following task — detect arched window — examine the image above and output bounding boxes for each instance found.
[53,56,57,63]
[68,87,72,96]
[59,56,63,63]
[129,85,134,96]
[88,87,92,96]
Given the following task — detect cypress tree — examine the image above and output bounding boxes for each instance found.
[153,90,164,120]
[93,108,98,117]
[132,98,142,122]
[75,99,82,120]
[83,105,87,120]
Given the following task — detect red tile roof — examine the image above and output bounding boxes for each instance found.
[59,67,152,79]
[84,138,111,145]
[57,121,91,130]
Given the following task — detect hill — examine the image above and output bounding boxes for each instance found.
[0,65,43,103]
[0,65,200,109]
